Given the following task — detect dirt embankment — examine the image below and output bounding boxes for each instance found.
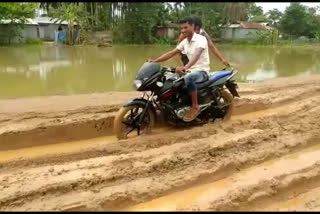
[1,75,320,211]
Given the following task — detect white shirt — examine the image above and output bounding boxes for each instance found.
[176,33,210,72]
[199,28,205,36]
[181,28,206,55]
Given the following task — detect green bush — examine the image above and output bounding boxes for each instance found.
[314,31,320,42]
[230,40,256,45]
[255,29,279,45]
[25,38,43,45]
[0,24,23,45]
[155,37,176,45]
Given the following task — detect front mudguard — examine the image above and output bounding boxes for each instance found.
[123,98,157,122]
[225,80,240,97]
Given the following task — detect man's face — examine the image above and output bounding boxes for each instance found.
[180,22,194,37]
[195,26,200,34]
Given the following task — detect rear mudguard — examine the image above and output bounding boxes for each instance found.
[123,98,157,122]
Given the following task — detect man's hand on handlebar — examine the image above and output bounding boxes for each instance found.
[175,66,188,75]
[222,60,231,68]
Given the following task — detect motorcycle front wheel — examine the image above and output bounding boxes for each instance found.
[113,105,155,140]
[219,89,234,120]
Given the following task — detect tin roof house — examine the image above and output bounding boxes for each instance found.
[0,8,75,43]
[221,21,268,40]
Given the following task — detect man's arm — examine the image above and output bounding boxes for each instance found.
[176,34,186,66]
[152,48,181,63]
[176,47,203,74]
[203,31,229,66]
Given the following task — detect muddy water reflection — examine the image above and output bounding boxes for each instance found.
[0,45,319,98]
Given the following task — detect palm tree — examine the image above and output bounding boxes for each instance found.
[50,3,84,45]
[223,3,250,24]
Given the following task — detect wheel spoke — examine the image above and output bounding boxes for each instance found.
[126,127,135,135]
[122,121,132,126]
[130,109,134,120]
[133,112,143,121]
[219,103,230,108]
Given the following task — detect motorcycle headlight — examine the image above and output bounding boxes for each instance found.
[134,80,142,89]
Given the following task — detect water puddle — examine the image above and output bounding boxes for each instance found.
[0,126,175,162]
[122,143,320,211]
[0,135,117,162]
[122,179,229,211]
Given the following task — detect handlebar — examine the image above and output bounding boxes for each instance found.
[161,66,236,74]
[222,66,235,72]
[160,66,176,73]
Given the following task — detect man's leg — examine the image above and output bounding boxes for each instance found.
[189,90,200,115]
[183,71,207,121]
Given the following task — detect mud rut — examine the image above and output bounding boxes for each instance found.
[1,76,320,211]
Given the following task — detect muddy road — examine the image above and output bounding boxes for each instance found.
[1,75,320,211]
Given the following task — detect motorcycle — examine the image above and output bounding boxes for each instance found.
[114,62,240,140]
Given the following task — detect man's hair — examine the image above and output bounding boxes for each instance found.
[179,16,195,25]
[192,16,202,29]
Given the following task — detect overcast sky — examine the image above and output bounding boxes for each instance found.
[256,2,320,13]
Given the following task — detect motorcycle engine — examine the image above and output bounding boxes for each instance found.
[175,106,191,120]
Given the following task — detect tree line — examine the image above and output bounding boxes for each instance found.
[0,2,320,45]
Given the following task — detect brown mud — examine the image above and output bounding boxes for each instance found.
[1,75,320,211]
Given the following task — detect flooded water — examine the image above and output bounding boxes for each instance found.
[0,44,319,99]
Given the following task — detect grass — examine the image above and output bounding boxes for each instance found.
[218,39,320,48]
[25,38,43,45]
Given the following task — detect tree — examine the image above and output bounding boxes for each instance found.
[197,3,225,38]
[167,2,185,24]
[223,3,250,24]
[0,3,38,44]
[50,3,87,45]
[0,3,38,23]
[120,3,165,44]
[266,8,282,27]
[248,3,264,21]
[305,7,320,39]
[173,3,225,38]
[252,15,269,23]
[280,3,309,38]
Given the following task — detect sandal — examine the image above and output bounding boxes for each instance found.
[183,108,200,122]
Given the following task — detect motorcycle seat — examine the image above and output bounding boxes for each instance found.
[195,79,213,89]
[195,70,233,89]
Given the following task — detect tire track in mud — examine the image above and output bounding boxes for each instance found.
[123,143,320,211]
[1,76,320,211]
[250,182,320,211]
[1,83,319,152]
[1,94,320,211]
[1,91,319,170]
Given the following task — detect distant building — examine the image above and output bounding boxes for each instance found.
[33,16,69,41]
[156,23,179,39]
[0,19,39,43]
[0,16,75,43]
[221,21,267,40]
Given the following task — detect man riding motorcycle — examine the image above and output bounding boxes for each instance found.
[150,16,211,122]
[177,16,230,68]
